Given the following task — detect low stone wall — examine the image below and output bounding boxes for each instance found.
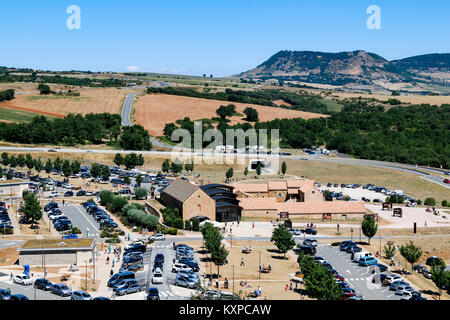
[144,202,170,228]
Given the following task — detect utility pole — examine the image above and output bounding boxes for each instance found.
[359,227,361,243]
[258,251,261,280]
[232,265,235,297]
[85,260,88,290]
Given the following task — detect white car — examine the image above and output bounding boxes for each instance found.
[50,213,66,220]
[152,272,164,284]
[385,275,403,285]
[172,263,190,273]
[13,274,33,285]
[149,233,165,241]
[395,284,414,296]
[177,267,194,274]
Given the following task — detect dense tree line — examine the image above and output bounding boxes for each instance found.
[147,87,330,114]
[0,72,125,87]
[163,102,449,168]
[0,113,151,150]
[256,103,450,168]
[0,113,121,145]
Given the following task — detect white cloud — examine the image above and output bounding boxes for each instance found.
[126,66,140,72]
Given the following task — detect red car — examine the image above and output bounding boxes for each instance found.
[444,178,450,184]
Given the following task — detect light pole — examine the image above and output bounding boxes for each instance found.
[85,260,88,290]
[258,251,261,280]
[359,227,361,243]
[351,228,353,241]
[232,265,235,297]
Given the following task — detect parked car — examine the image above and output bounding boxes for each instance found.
[175,275,198,289]
[107,271,135,287]
[76,190,86,196]
[71,290,92,300]
[9,294,29,300]
[116,282,141,296]
[0,288,11,300]
[369,263,388,273]
[303,228,317,235]
[172,263,190,273]
[294,245,316,255]
[359,256,378,266]
[34,278,53,291]
[385,275,404,285]
[113,279,138,291]
[51,283,72,296]
[426,256,442,266]
[64,191,74,197]
[152,272,164,284]
[395,284,414,296]
[390,281,409,291]
[303,239,318,247]
[147,287,160,300]
[340,241,356,251]
[13,274,33,285]
[149,233,165,241]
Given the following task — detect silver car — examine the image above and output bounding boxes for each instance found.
[175,275,198,289]
[51,283,72,296]
[71,290,92,300]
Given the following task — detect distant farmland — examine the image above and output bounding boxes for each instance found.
[0,107,57,122]
[0,87,131,118]
[135,93,328,136]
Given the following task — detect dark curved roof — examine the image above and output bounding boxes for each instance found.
[201,184,234,191]
[212,196,240,205]
[201,187,237,198]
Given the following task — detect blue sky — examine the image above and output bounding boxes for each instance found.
[1,0,449,76]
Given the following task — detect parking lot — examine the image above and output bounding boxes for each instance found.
[314,244,403,300]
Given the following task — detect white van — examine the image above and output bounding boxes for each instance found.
[353,251,373,262]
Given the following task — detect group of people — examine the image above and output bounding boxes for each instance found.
[259,264,272,272]
[240,280,251,287]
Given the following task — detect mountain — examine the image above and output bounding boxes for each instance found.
[240,50,450,94]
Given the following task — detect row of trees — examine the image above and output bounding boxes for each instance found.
[0,113,151,151]
[201,222,229,278]
[113,153,145,170]
[161,159,194,175]
[383,241,449,298]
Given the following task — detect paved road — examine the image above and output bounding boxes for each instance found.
[121,92,138,127]
[0,240,23,248]
[121,93,175,149]
[421,175,450,189]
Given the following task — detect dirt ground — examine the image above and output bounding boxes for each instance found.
[0,247,19,266]
[134,93,328,136]
[185,240,305,300]
[0,87,131,117]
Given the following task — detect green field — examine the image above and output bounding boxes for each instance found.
[320,98,343,112]
[0,108,56,122]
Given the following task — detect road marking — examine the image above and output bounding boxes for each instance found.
[346,270,351,274]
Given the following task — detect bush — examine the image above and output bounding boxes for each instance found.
[330,242,340,246]
[134,187,148,200]
[417,199,422,205]
[0,226,13,234]
[192,218,200,232]
[442,200,448,207]
[111,196,128,213]
[424,197,436,206]
[99,190,114,206]
[71,227,82,234]
[184,220,192,230]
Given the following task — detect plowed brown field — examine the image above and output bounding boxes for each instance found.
[0,88,130,117]
[135,94,328,136]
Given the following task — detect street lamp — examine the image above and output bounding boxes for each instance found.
[232,265,235,297]
[85,260,88,290]
[258,251,261,280]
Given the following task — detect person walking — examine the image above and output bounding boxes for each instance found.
[240,258,245,266]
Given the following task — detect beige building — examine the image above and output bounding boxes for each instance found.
[160,180,216,221]
[18,239,96,267]
[234,179,367,220]
[0,181,34,197]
